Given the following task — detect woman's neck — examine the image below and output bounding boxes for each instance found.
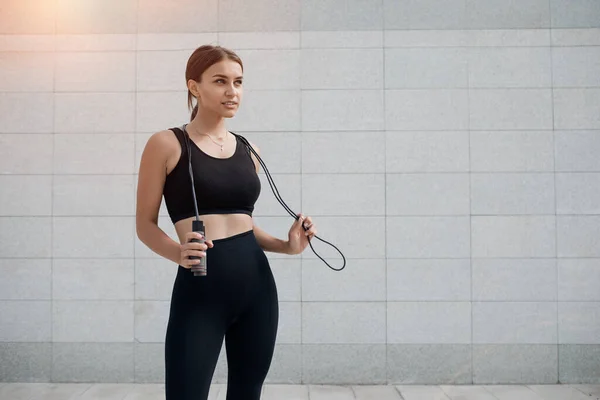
[188,108,227,138]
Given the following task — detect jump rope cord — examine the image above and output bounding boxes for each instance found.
[184,129,201,222]
[182,125,346,271]
[233,132,346,272]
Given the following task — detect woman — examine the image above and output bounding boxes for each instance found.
[135,45,317,400]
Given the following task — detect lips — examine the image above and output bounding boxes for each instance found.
[222,101,237,106]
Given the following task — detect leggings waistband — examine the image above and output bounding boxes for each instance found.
[211,229,254,244]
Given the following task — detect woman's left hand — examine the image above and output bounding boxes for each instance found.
[286,213,317,255]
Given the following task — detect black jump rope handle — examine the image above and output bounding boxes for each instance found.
[190,219,207,276]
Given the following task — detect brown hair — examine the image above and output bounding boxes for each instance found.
[186,45,243,121]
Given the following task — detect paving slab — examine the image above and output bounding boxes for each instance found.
[571,384,600,399]
[528,384,593,400]
[396,385,451,400]
[440,385,499,400]
[262,384,309,400]
[353,385,403,400]
[483,385,545,400]
[309,384,356,400]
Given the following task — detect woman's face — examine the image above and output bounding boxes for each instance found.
[192,59,243,118]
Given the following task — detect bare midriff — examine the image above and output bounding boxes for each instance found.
[173,213,253,244]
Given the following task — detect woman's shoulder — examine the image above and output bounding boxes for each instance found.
[147,129,181,151]
[141,129,183,168]
[232,132,259,153]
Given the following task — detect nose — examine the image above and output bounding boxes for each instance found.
[225,83,238,97]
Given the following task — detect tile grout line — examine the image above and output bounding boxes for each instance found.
[27,84,600,93]
[438,385,452,400]
[49,0,59,382]
[548,0,561,381]
[394,385,405,400]
[216,0,222,45]
[299,24,304,386]
[481,385,501,400]
[133,0,141,383]
[5,128,600,134]
[466,31,474,384]
[381,16,389,382]
[11,170,600,175]
[7,300,597,304]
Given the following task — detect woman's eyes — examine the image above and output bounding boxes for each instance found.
[215,79,243,85]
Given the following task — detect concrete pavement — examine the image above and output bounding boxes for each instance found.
[0,383,599,400]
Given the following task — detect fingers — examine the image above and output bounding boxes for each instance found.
[182,248,206,258]
[180,250,206,269]
[297,214,311,230]
[294,213,305,229]
[184,241,208,251]
[301,215,317,238]
[180,233,208,269]
[180,248,206,270]
[185,231,211,249]
[182,239,207,259]
[302,216,313,229]
[185,231,204,241]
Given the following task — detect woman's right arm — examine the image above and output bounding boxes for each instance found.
[135,131,182,265]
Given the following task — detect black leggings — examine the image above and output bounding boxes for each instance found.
[164,229,279,400]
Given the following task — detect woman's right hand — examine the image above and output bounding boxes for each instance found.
[179,232,214,269]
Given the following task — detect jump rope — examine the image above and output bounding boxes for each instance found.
[180,124,346,276]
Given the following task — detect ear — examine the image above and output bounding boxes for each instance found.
[187,79,200,98]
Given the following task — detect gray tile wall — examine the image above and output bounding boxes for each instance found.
[0,0,599,385]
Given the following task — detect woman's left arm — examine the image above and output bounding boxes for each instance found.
[253,216,316,255]
[247,140,316,255]
[253,223,292,254]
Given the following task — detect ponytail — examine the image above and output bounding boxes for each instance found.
[190,104,198,121]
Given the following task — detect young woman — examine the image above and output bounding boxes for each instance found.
[135,45,317,400]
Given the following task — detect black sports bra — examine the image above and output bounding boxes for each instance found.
[162,127,261,224]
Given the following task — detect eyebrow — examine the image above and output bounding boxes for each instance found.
[212,74,243,79]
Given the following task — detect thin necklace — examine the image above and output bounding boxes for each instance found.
[190,126,228,152]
